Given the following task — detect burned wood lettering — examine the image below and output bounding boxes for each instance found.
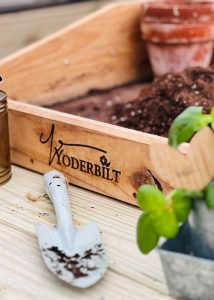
[40,124,122,183]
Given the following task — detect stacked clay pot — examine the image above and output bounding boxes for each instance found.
[141,1,214,76]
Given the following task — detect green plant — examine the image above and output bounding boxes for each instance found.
[169,106,214,148]
[137,106,214,254]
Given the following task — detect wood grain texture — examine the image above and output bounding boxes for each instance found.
[8,100,172,206]
[0,1,151,106]
[150,127,214,191]
[0,165,172,300]
[0,1,126,59]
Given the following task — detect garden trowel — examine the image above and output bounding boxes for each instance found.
[35,170,108,288]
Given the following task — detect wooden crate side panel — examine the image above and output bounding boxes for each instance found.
[8,100,171,205]
[0,1,118,59]
[0,1,151,106]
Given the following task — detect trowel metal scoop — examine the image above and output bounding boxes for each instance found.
[35,170,108,288]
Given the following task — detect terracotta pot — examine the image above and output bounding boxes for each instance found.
[141,1,214,76]
[144,2,214,24]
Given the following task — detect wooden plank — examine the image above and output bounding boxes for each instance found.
[0,225,172,300]
[0,2,93,59]
[0,0,54,8]
[0,1,151,106]
[8,100,171,206]
[0,1,124,59]
[151,127,214,191]
[0,165,172,299]
[0,0,119,10]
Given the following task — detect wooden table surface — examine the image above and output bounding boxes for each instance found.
[0,165,173,300]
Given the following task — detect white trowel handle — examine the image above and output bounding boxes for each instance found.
[44,170,75,244]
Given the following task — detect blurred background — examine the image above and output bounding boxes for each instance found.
[0,0,122,59]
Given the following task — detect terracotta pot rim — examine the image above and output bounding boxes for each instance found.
[144,1,214,10]
[143,1,214,24]
[141,19,214,43]
[146,40,213,45]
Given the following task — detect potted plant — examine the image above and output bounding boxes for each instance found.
[141,1,214,76]
[137,106,214,300]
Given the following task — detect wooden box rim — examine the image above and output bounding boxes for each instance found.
[0,1,177,205]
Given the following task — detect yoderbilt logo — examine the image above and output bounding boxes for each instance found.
[40,124,122,183]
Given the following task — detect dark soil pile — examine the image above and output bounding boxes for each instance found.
[111,67,214,136]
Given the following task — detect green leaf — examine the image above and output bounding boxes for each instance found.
[170,189,193,222]
[210,108,214,131]
[137,212,160,254]
[153,209,179,239]
[168,106,212,148]
[205,182,214,208]
[137,185,166,212]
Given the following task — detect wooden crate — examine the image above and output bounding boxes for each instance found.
[0,1,173,205]
[0,0,125,59]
